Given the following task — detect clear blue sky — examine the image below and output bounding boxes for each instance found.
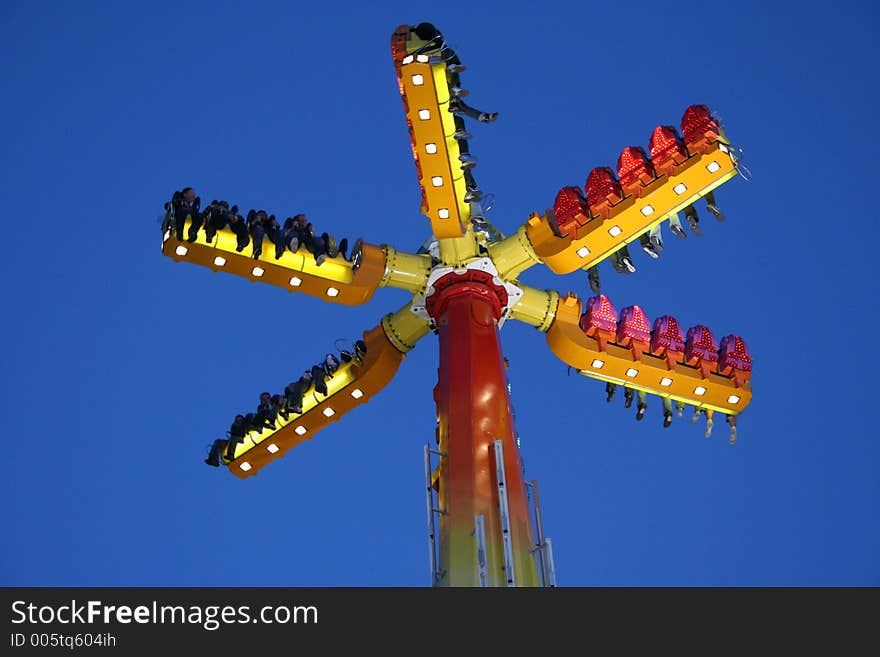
[2,0,877,586]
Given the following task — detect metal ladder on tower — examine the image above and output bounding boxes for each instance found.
[424,443,446,587]
[493,440,518,587]
[526,479,557,587]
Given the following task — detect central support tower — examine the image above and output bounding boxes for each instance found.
[426,266,539,586]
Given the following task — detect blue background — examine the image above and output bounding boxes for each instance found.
[2,0,877,585]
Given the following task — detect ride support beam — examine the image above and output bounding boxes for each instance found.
[379,246,433,294]
[507,284,559,331]
[487,223,543,280]
[381,302,432,353]
[438,224,480,267]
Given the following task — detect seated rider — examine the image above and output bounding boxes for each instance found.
[272,394,288,421]
[254,391,277,432]
[205,438,225,467]
[284,371,313,415]
[194,199,251,251]
[311,364,328,396]
[248,210,282,260]
[202,200,227,243]
[320,232,349,261]
[226,205,250,252]
[281,214,328,266]
[172,187,202,242]
[205,414,249,466]
[323,352,340,377]
[202,200,249,252]
[247,210,264,258]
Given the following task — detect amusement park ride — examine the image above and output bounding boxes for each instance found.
[161,24,753,587]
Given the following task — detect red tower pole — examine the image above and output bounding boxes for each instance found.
[429,274,539,586]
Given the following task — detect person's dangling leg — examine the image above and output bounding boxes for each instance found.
[306,233,327,266]
[203,206,220,243]
[704,409,715,438]
[323,232,339,258]
[605,382,616,402]
[588,266,601,295]
[683,203,701,236]
[639,233,659,259]
[636,390,647,420]
[311,365,328,396]
[205,439,225,467]
[354,339,367,361]
[648,223,663,253]
[618,245,636,273]
[662,398,673,428]
[704,190,725,221]
[224,434,243,461]
[668,211,687,240]
[175,209,191,242]
[186,197,202,242]
[229,208,249,252]
[726,414,737,445]
[249,212,264,258]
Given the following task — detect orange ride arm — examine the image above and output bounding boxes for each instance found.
[392,25,471,239]
[545,293,751,416]
[490,140,740,279]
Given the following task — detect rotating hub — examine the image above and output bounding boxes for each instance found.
[412,258,524,328]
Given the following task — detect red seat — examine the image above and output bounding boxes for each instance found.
[680,104,720,155]
[718,334,752,375]
[391,26,409,63]
[552,186,590,238]
[616,146,656,197]
[684,325,719,365]
[585,167,623,220]
[650,315,685,355]
[616,305,651,346]
[649,125,689,175]
[580,294,618,335]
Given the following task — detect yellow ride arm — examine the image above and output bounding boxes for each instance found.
[162,223,432,305]
[224,301,431,478]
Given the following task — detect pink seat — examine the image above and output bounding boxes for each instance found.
[718,334,752,374]
[580,294,618,335]
[617,305,651,346]
[685,325,719,364]
[650,315,685,354]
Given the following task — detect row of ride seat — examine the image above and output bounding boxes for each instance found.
[551,104,727,238]
[579,294,752,382]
